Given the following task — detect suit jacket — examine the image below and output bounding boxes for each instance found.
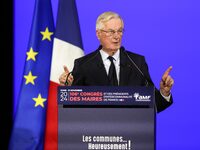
[72,46,173,113]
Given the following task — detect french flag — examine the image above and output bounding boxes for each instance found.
[44,0,84,149]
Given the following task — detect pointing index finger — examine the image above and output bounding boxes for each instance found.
[63,65,69,73]
[162,66,172,80]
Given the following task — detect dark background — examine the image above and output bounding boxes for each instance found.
[0,0,13,149]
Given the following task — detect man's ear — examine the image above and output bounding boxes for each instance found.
[96,30,100,40]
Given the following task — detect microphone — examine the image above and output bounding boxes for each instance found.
[65,45,103,85]
[65,71,73,85]
[120,46,152,87]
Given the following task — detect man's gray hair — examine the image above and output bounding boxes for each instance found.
[96,11,124,30]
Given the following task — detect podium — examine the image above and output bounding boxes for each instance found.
[57,86,155,150]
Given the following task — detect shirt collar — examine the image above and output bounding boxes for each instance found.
[100,49,120,62]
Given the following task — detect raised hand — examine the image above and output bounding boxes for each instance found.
[160,66,174,96]
[59,65,74,86]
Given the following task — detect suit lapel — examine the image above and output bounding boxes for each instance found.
[119,48,132,86]
[90,50,109,85]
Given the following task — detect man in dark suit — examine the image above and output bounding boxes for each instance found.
[59,11,174,113]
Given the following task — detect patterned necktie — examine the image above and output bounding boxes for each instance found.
[107,56,118,86]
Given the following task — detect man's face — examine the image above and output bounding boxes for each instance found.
[96,18,123,53]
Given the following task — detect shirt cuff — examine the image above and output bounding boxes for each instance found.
[160,90,171,102]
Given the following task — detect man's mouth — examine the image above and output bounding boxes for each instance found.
[113,41,119,44]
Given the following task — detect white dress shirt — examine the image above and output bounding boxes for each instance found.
[100,49,120,84]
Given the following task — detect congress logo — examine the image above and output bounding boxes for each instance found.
[133,93,151,101]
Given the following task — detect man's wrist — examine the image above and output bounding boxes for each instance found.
[160,90,171,102]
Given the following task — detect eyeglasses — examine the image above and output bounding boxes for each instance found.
[100,29,124,37]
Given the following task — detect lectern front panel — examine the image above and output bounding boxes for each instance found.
[58,107,155,150]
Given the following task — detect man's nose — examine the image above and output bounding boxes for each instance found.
[113,33,121,39]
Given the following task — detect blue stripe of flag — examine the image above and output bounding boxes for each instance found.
[55,0,83,49]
